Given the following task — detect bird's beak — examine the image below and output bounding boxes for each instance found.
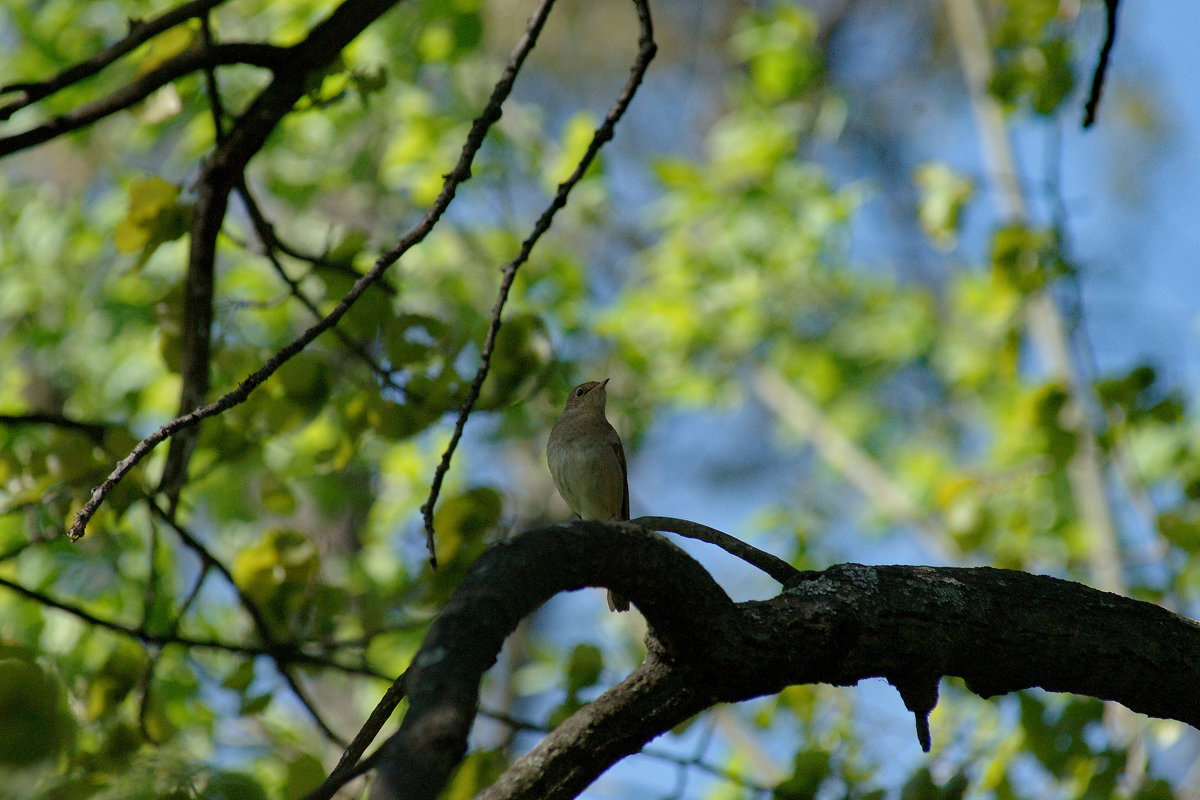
[599,378,610,388]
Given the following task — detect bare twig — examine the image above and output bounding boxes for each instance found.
[303,669,410,800]
[944,0,1123,594]
[0,43,285,155]
[0,573,382,678]
[1083,0,1121,129]
[418,0,658,567]
[632,516,800,586]
[0,574,250,654]
[234,180,408,395]
[70,0,520,541]
[198,12,228,142]
[0,0,232,117]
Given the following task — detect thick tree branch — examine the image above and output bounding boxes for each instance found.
[368,522,731,800]
[478,655,714,800]
[365,521,1200,800]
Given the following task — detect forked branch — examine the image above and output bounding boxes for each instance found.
[364,521,1200,800]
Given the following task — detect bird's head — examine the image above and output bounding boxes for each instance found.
[562,378,609,413]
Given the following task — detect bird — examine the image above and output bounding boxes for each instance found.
[546,378,631,612]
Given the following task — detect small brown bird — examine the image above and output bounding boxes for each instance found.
[547,378,631,612]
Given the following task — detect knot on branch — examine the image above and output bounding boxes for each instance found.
[890,673,941,752]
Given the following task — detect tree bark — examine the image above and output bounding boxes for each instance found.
[365,521,1200,800]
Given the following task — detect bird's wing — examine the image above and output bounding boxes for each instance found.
[611,435,630,521]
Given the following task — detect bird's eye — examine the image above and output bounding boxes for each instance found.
[574,387,585,397]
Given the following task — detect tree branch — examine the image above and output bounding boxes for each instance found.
[418,0,657,567]
[0,563,384,681]
[0,412,108,443]
[0,43,285,154]
[0,0,233,117]
[478,654,715,800]
[368,522,731,800]
[1083,0,1121,129]
[632,515,799,585]
[303,670,410,800]
[363,521,1200,800]
[155,0,403,505]
[65,0,522,540]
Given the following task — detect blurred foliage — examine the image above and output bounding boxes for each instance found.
[0,0,1196,799]
[988,0,1077,115]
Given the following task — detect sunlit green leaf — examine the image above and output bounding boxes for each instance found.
[914,162,974,251]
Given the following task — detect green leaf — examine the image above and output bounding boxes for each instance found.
[434,488,502,562]
[913,162,974,251]
[564,643,604,694]
[239,692,272,715]
[899,767,939,800]
[134,24,198,77]
[1031,38,1075,116]
[114,176,189,267]
[232,528,320,636]
[1158,512,1200,553]
[383,313,452,368]
[0,657,73,766]
[546,111,603,188]
[285,753,327,800]
[274,352,332,409]
[222,660,256,693]
[259,473,298,515]
[326,229,369,267]
[732,4,820,102]
[204,771,267,800]
[86,641,145,719]
[773,749,831,799]
[442,749,508,800]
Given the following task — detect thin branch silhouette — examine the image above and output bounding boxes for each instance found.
[66,0,554,541]
[1083,0,1121,129]
[418,0,658,567]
